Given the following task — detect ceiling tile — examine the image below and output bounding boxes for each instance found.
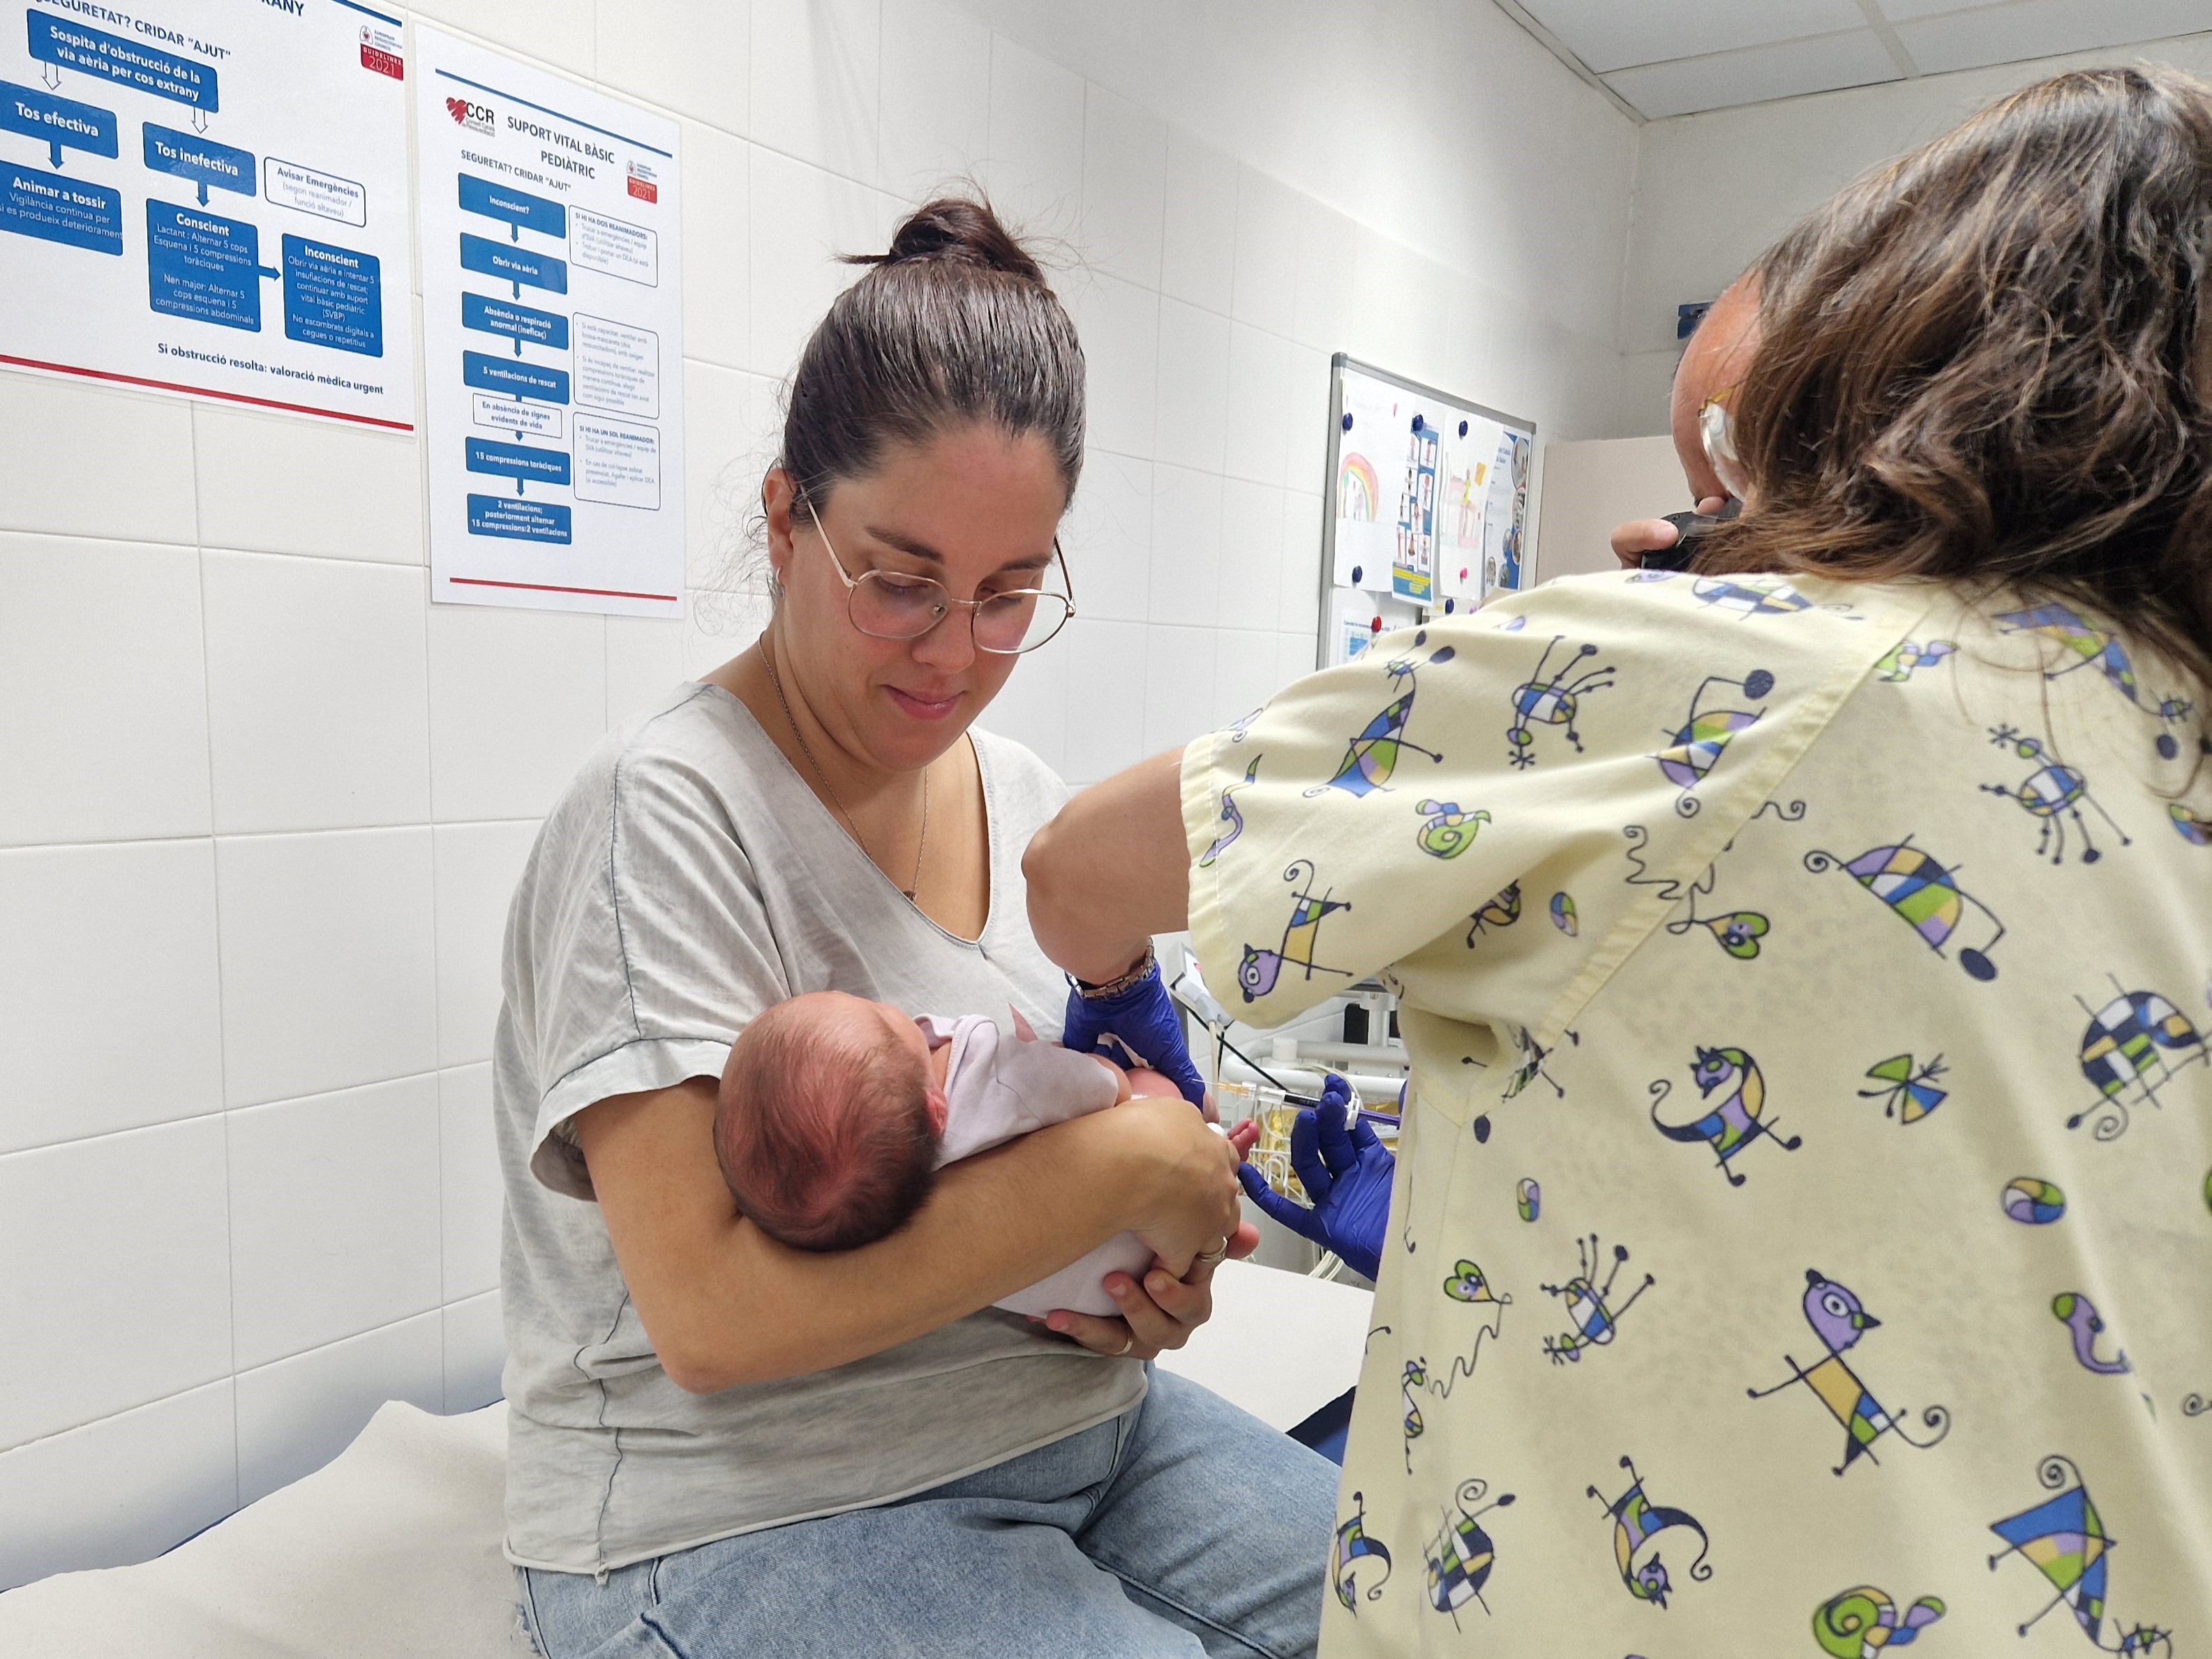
[1516,0,1870,75]
[1870,0,2012,22]
[1603,29,1904,120]
[1895,0,2212,73]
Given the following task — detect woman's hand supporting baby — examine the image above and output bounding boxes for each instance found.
[1037,1094,1258,1361]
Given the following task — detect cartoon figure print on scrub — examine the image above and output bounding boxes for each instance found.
[1331,1490,1393,1614]
[1747,1270,1951,1477]
[1996,601,2192,760]
[1875,638,1957,682]
[1623,805,1803,962]
[1587,1455,1713,1610]
[1400,1360,1427,1469]
[1416,799,1489,859]
[1424,1478,1516,1626]
[2068,980,2209,1141]
[1685,575,1818,618]
[1647,1045,1803,1185]
[1987,1455,2171,1656]
[1811,1586,1946,1656]
[1804,837,2006,982]
[1465,883,1522,945]
[1506,635,1615,768]
[2051,1293,2132,1377]
[1198,757,1260,869]
[1236,860,1352,1003]
[1308,633,1456,797]
[1541,1234,1654,1366]
[1858,1053,1948,1125]
[1504,1026,1571,1101]
[1654,670,1775,816]
[1980,728,2131,865]
[1436,1259,1511,1393]
[2005,1177,2068,1225]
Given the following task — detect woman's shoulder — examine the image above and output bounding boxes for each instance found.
[970,725,1072,824]
[532,681,777,866]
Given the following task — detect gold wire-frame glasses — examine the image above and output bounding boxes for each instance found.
[802,500,1076,654]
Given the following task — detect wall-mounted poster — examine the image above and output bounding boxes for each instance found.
[1316,354,1533,666]
[416,27,684,616]
[0,0,414,428]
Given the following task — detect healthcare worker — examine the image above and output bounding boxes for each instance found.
[1027,68,2212,1656]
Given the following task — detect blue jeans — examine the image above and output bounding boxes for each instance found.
[518,1368,1337,1659]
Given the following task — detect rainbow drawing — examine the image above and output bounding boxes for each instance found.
[1339,453,1380,522]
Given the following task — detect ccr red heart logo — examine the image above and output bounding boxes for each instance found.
[445,96,468,123]
[447,96,493,133]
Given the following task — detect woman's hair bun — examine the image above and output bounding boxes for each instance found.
[852,197,1047,287]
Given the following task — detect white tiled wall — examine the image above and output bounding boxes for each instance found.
[1617,29,2212,434]
[0,0,1631,1589]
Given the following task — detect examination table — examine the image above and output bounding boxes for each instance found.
[0,1260,1373,1657]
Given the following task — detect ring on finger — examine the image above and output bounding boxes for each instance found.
[1197,1236,1229,1265]
[1114,1335,1135,1356]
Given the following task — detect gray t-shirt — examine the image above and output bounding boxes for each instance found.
[493,682,1145,1574]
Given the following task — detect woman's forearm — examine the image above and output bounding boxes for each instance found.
[1024,749,1193,982]
[575,1079,1187,1392]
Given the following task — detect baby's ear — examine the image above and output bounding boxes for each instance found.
[1009,1005,1038,1043]
[925,1086,950,1136]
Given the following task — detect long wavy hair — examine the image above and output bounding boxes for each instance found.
[1699,66,2212,689]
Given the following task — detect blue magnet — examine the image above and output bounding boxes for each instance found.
[1411,414,1424,433]
[1443,597,1455,614]
[1350,565,1362,585]
[1341,412,1353,430]
[1458,420,1469,437]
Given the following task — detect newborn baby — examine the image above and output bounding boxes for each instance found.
[715,991,1179,1316]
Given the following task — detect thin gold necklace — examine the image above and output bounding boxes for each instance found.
[763,645,929,900]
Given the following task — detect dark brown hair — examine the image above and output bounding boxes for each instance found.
[715,999,941,1252]
[1703,66,2212,687]
[779,197,1085,514]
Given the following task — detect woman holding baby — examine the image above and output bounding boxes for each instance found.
[494,199,1337,1657]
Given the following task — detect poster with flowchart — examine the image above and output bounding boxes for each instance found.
[0,0,414,427]
[417,27,683,617]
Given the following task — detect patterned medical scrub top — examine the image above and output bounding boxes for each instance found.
[1180,569,2212,1658]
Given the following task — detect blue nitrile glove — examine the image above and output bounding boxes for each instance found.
[1236,1074,1393,1281]
[1060,957,1209,1107]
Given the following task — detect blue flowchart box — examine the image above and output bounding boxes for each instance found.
[458,172,565,240]
[1,159,120,253]
[27,10,216,112]
[462,292,568,352]
[142,122,253,207]
[463,350,569,404]
[468,493,572,543]
[0,79,116,167]
[460,232,565,296]
[465,435,571,487]
[282,234,382,357]
[146,199,273,329]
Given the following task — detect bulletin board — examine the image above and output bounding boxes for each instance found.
[1316,354,1534,666]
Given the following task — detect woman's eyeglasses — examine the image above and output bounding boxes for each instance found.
[803,500,1075,654]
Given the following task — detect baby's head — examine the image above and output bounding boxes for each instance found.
[715,991,948,1252]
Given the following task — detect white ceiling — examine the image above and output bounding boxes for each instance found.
[1510,0,2212,119]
